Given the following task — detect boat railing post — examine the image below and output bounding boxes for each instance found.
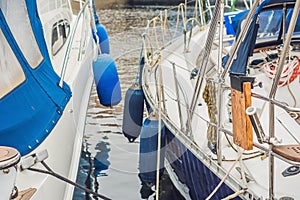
[197,0,203,26]
[206,0,213,20]
[169,62,193,137]
[154,56,167,113]
[282,4,287,45]
[267,1,300,199]
[179,3,188,52]
[172,63,185,132]
[171,63,193,138]
[159,61,167,114]
[269,104,275,200]
[199,0,208,26]
[216,0,225,166]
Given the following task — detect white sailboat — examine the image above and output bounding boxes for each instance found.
[138,0,300,199]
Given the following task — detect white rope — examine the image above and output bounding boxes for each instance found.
[205,150,244,200]
[263,56,299,87]
[221,189,246,200]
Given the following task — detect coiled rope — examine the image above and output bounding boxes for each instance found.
[263,56,300,87]
[202,78,218,143]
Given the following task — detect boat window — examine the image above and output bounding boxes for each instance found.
[51,19,70,55]
[256,9,300,43]
[257,10,282,39]
[0,29,25,99]
[287,8,300,33]
[0,0,43,69]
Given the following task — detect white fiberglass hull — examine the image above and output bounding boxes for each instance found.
[142,24,300,200]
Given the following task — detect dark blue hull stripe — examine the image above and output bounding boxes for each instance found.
[165,130,241,200]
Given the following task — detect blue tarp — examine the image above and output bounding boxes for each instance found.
[0,0,71,155]
[223,0,298,75]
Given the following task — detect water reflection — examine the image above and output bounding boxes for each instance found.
[94,141,111,177]
[74,140,110,200]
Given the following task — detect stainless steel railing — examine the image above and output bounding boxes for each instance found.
[59,0,95,88]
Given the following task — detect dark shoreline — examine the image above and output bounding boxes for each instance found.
[94,0,184,9]
[75,0,248,10]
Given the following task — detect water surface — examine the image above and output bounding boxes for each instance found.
[73,6,185,200]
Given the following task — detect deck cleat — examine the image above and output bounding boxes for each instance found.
[0,146,21,200]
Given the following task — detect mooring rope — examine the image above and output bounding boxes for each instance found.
[205,150,244,200]
[27,161,111,200]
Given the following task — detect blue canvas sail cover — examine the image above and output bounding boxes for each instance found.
[0,0,71,155]
[223,0,299,75]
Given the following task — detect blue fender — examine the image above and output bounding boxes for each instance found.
[92,54,122,106]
